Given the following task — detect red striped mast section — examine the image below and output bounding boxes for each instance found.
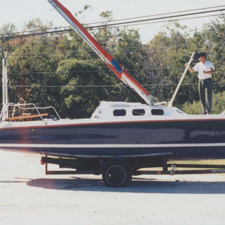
[48,0,154,105]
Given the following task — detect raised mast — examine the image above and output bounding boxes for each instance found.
[48,0,154,105]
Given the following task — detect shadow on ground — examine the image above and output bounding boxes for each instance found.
[27,177,225,194]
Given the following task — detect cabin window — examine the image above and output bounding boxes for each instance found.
[113,109,126,116]
[151,109,164,115]
[132,109,145,116]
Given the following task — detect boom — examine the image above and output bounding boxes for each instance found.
[48,0,154,105]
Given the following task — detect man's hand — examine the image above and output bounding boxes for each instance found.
[185,64,195,73]
[203,69,213,74]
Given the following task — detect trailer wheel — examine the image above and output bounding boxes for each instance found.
[102,162,131,187]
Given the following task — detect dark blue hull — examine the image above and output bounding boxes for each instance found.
[1,118,225,160]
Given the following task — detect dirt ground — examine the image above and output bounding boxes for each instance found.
[1,151,225,225]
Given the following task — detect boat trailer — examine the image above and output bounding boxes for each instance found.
[40,152,225,187]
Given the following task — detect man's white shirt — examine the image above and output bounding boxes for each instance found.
[193,61,215,79]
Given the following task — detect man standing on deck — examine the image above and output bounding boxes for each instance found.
[185,52,215,114]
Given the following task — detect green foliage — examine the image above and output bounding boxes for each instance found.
[24,18,53,32]
[0,23,17,53]
[2,19,64,113]
[180,100,202,114]
[181,91,225,114]
[0,23,16,37]
[57,59,109,118]
[75,5,92,18]
[1,12,225,118]
[100,11,113,21]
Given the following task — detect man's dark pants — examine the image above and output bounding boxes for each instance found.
[198,78,213,114]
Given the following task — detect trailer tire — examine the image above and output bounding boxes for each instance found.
[102,162,131,187]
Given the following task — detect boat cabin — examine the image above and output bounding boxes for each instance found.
[91,101,186,119]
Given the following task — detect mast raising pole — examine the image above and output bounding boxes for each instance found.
[48,0,154,105]
[168,53,195,107]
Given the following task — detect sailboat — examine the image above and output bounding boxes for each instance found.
[1,0,225,187]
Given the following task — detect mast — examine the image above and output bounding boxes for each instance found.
[48,0,154,105]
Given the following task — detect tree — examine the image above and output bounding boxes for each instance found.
[3,19,65,114]
[57,59,109,118]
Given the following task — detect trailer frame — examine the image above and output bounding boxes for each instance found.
[40,152,225,187]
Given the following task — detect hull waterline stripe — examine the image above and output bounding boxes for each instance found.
[1,143,225,148]
[2,118,225,130]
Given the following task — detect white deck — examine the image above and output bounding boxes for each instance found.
[1,101,225,129]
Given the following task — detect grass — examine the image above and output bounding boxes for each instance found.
[172,159,225,165]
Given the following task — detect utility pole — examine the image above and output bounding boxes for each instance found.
[1,51,9,122]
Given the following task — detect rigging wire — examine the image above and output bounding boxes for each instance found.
[2,4,225,35]
[5,83,225,88]
[104,13,222,29]
[6,45,193,56]
[85,65,139,102]
[83,65,118,101]
[84,8,225,29]
[6,47,216,60]
[4,4,223,36]
[7,46,148,56]
[87,4,225,24]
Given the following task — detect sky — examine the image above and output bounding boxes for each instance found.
[0,0,225,43]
